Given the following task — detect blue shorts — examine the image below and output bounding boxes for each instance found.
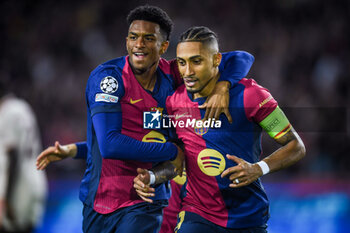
[175,211,268,233]
[82,200,167,233]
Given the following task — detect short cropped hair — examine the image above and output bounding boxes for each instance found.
[179,26,219,50]
[127,5,173,41]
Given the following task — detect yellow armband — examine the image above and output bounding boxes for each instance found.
[259,106,291,139]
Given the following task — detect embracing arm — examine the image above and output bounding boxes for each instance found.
[199,51,255,122]
[151,161,179,185]
[133,162,180,203]
[133,144,184,203]
[93,111,178,163]
[36,111,179,168]
[171,51,254,122]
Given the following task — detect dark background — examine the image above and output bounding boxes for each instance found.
[1,1,349,232]
[1,0,348,179]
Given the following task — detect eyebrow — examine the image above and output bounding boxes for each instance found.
[176,55,202,60]
[129,32,156,37]
[189,55,202,59]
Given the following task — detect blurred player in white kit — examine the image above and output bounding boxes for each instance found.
[0,80,47,233]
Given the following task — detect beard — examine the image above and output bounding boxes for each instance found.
[185,77,213,94]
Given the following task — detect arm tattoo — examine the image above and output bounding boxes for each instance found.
[275,128,297,146]
[150,161,177,185]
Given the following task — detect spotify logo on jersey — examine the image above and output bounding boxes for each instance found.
[197,149,226,176]
[142,131,166,143]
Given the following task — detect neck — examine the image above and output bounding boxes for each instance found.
[193,69,220,99]
[132,61,159,92]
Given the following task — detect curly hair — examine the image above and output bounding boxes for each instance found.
[127,5,173,41]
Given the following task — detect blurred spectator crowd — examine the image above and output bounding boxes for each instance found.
[1,0,349,179]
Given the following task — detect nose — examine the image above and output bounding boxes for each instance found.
[184,64,194,77]
[135,37,145,48]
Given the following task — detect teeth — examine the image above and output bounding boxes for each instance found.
[135,53,145,56]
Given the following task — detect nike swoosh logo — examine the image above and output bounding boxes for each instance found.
[175,112,188,120]
[130,98,143,104]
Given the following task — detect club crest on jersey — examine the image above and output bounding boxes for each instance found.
[150,107,163,114]
[197,149,226,176]
[194,125,209,135]
[100,76,118,94]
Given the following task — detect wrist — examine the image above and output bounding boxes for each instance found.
[256,161,270,176]
[61,144,77,157]
[149,170,156,185]
[68,144,78,157]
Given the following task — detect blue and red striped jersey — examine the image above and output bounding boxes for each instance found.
[79,51,255,216]
[166,78,278,228]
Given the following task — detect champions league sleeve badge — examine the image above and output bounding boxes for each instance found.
[100,76,118,94]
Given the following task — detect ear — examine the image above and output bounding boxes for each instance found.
[159,41,170,55]
[213,52,222,67]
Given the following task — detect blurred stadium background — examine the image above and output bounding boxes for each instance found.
[1,0,349,232]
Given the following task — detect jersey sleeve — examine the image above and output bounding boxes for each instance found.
[93,112,178,162]
[243,79,291,139]
[243,79,278,123]
[74,130,178,162]
[86,66,125,117]
[87,66,178,162]
[218,51,255,87]
[74,141,87,159]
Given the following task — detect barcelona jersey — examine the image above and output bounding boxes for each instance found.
[166,78,278,228]
[81,56,179,214]
[79,51,255,216]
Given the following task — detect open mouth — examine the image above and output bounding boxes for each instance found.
[184,78,198,87]
[133,52,148,60]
